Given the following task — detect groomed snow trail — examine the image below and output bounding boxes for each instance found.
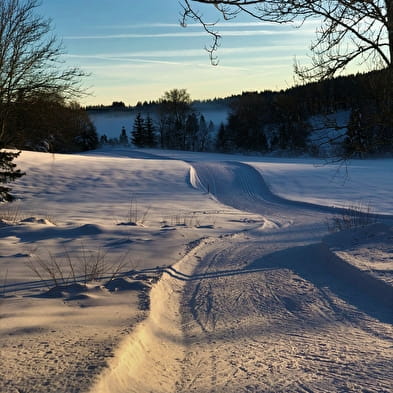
[182,161,393,392]
[92,160,393,393]
[177,235,393,393]
[189,161,393,223]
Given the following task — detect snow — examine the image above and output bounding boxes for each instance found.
[1,147,392,393]
[132,148,393,215]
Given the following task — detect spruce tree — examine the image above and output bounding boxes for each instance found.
[119,126,129,145]
[144,114,156,147]
[100,134,108,145]
[0,149,25,202]
[185,113,199,151]
[132,112,145,147]
[216,123,228,152]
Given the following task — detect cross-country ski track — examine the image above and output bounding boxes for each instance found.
[91,158,393,393]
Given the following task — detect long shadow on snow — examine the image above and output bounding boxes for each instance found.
[86,148,176,160]
[167,243,392,325]
[249,243,393,323]
[2,266,164,295]
[0,223,104,244]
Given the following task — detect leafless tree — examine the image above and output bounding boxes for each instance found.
[180,0,392,79]
[0,0,87,201]
[0,0,86,144]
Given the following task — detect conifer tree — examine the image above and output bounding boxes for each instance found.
[119,126,129,145]
[216,122,229,152]
[0,149,24,202]
[144,114,156,147]
[185,112,199,150]
[132,113,145,147]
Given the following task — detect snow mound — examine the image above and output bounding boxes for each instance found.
[20,217,55,226]
[323,223,393,289]
[69,224,104,235]
[323,222,391,249]
[189,165,205,192]
[260,218,281,230]
[104,277,150,292]
[39,283,88,298]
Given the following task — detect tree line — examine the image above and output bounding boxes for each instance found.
[216,70,393,158]
[100,88,215,152]
[99,70,393,159]
[179,0,393,158]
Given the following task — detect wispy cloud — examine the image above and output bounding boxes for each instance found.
[66,45,305,61]
[100,22,281,29]
[99,20,321,29]
[64,28,312,40]
[71,55,184,66]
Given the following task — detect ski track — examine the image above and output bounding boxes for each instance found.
[92,159,393,393]
[177,236,393,393]
[188,160,393,222]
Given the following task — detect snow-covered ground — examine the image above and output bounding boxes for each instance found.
[1,147,392,393]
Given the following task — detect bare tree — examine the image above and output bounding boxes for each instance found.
[181,0,392,79]
[0,0,87,201]
[0,0,86,144]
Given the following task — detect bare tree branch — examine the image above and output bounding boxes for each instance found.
[0,0,88,143]
[180,0,391,79]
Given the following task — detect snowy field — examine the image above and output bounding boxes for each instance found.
[1,147,392,393]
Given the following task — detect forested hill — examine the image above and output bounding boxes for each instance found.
[86,70,384,116]
[88,70,393,159]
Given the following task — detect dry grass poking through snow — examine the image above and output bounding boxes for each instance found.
[115,198,151,226]
[26,246,132,290]
[161,210,218,229]
[0,202,24,224]
[326,202,377,232]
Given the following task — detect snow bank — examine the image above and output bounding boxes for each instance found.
[90,239,205,393]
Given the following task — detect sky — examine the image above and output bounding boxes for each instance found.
[40,0,320,106]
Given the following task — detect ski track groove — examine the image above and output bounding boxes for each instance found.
[176,236,393,392]
[174,161,393,393]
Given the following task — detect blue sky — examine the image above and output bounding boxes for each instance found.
[40,0,319,105]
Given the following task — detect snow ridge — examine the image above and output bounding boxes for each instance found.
[89,238,208,393]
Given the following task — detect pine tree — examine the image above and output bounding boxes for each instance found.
[344,108,369,158]
[0,149,25,202]
[144,114,156,147]
[132,112,145,147]
[198,115,214,151]
[100,134,108,145]
[119,126,129,145]
[216,122,229,152]
[185,113,199,150]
